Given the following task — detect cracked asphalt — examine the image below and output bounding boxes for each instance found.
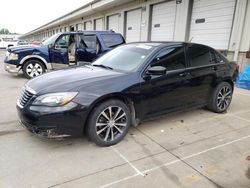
[1,50,250,188]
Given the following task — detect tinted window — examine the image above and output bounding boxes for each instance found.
[78,34,87,48]
[210,50,217,64]
[152,47,186,71]
[101,34,124,47]
[54,35,70,48]
[83,35,96,49]
[188,46,211,67]
[213,50,225,63]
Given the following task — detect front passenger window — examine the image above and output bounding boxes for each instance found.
[55,35,69,49]
[152,47,186,71]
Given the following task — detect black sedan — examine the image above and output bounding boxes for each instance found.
[17,42,238,146]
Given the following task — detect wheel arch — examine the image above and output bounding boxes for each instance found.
[222,78,234,91]
[84,93,138,133]
[213,77,234,91]
[20,55,51,70]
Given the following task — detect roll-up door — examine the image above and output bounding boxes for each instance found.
[94,18,104,30]
[84,21,92,30]
[189,0,236,49]
[150,1,177,41]
[125,9,142,42]
[107,14,119,32]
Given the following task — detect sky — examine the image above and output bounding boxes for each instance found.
[0,0,93,34]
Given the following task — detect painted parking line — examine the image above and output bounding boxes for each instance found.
[100,134,250,188]
[231,115,250,123]
[111,146,145,177]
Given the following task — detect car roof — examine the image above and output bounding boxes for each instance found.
[126,41,213,49]
[59,30,117,35]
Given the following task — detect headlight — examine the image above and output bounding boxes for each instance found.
[8,53,18,60]
[32,92,78,107]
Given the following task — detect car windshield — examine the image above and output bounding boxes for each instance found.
[42,34,60,46]
[92,44,155,72]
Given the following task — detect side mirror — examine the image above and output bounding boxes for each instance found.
[48,44,54,49]
[147,66,167,76]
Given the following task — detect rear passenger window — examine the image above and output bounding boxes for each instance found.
[188,46,211,67]
[101,34,124,48]
[210,50,225,64]
[83,35,96,49]
[152,47,186,71]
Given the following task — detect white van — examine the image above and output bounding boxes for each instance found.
[0,38,18,49]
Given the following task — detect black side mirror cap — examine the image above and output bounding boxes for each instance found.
[147,66,167,76]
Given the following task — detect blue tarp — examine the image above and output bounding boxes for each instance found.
[236,64,250,90]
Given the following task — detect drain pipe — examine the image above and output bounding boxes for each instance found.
[233,0,247,62]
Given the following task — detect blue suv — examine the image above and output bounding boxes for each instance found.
[4,31,125,78]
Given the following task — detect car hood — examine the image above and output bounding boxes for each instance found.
[26,66,126,94]
[8,45,47,53]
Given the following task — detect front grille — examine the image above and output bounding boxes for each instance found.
[17,86,36,108]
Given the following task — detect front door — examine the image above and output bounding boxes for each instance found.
[185,44,218,106]
[49,34,72,69]
[140,45,192,118]
[76,34,98,63]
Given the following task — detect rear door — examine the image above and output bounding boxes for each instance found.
[76,34,98,63]
[49,34,71,69]
[185,44,218,105]
[140,45,192,118]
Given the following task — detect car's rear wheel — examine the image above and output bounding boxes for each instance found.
[22,60,45,79]
[87,99,131,146]
[208,82,233,113]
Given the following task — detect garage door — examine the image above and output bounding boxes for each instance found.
[189,0,236,49]
[107,14,119,32]
[150,1,177,41]
[94,18,104,30]
[126,9,142,42]
[76,23,83,31]
[84,21,92,30]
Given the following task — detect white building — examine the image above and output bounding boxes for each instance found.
[20,0,250,70]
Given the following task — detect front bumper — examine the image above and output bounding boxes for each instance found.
[17,103,88,138]
[4,63,21,75]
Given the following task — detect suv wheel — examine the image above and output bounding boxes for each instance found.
[22,60,45,79]
[87,99,131,146]
[208,82,233,113]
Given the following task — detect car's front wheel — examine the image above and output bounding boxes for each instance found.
[22,60,45,79]
[87,99,131,146]
[208,82,233,113]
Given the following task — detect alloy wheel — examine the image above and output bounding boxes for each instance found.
[96,106,127,142]
[217,86,232,111]
[26,63,43,78]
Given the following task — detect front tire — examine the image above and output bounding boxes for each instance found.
[207,82,233,113]
[22,60,45,79]
[87,99,131,146]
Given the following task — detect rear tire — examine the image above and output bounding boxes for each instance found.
[22,60,45,79]
[207,82,233,113]
[87,99,131,146]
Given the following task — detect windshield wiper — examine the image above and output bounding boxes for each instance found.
[92,64,113,70]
